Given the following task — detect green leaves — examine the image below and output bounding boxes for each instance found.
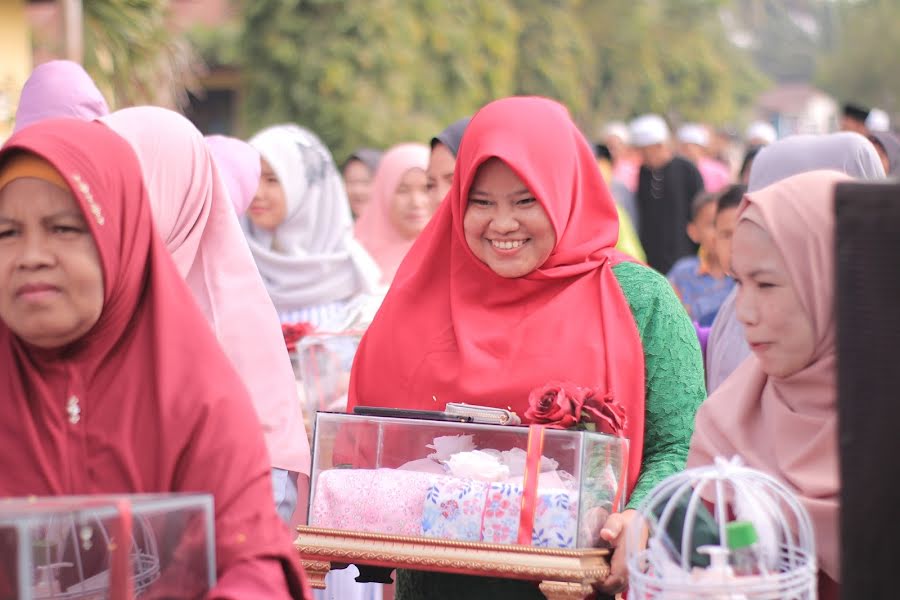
[817,0,900,115]
[240,0,765,158]
[82,0,198,109]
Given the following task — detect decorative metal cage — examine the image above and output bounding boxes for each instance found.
[29,510,160,599]
[627,456,818,600]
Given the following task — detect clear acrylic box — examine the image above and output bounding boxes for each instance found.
[0,493,215,600]
[294,332,363,436]
[308,413,628,549]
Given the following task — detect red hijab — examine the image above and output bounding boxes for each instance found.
[347,97,645,490]
[0,120,309,598]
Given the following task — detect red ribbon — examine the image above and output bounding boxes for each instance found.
[517,424,546,545]
[110,498,134,600]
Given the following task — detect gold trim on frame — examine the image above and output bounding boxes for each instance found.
[295,526,610,600]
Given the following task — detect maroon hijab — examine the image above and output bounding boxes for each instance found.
[0,119,309,598]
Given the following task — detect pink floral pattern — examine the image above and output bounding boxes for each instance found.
[423,477,580,548]
[310,468,435,535]
[312,469,582,547]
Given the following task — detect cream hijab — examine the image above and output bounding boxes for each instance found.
[100,107,310,476]
[245,124,380,313]
[689,170,852,581]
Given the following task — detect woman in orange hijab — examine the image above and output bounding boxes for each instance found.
[689,170,849,600]
[0,119,310,599]
[348,97,706,598]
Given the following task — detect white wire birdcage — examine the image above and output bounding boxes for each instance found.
[627,456,818,600]
[29,511,160,599]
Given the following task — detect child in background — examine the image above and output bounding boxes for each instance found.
[667,188,738,326]
[712,184,746,281]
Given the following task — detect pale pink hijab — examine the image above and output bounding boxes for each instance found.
[100,107,310,476]
[14,60,109,133]
[689,170,850,582]
[205,134,261,216]
[354,143,430,283]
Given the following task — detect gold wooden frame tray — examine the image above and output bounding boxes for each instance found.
[295,525,611,600]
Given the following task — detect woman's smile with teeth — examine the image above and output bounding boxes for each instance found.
[491,239,527,250]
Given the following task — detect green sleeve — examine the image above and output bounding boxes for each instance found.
[612,261,707,509]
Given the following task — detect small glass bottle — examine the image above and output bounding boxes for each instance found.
[726,520,760,576]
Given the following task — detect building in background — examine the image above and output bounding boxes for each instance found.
[754,83,839,137]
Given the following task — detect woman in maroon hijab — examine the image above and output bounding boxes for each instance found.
[0,119,310,599]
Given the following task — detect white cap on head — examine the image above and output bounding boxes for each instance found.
[603,121,631,145]
[866,108,891,133]
[745,121,777,145]
[629,114,670,148]
[676,123,710,147]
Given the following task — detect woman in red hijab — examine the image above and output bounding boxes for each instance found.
[347,97,706,598]
[0,119,310,599]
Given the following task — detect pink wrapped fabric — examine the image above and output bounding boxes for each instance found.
[205,135,261,216]
[14,60,109,133]
[353,143,430,284]
[422,478,580,548]
[310,468,435,535]
[100,107,310,476]
[311,468,584,548]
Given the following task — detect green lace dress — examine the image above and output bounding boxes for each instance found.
[394,262,707,600]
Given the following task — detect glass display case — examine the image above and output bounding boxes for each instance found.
[0,493,215,600]
[308,413,628,549]
[294,332,363,436]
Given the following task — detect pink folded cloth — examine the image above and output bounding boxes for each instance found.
[310,468,436,535]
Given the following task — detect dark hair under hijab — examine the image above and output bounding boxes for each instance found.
[869,131,900,174]
[715,183,747,216]
[342,147,382,174]
[739,145,762,183]
[430,117,470,157]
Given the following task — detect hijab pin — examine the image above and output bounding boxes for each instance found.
[432,395,438,403]
[72,173,105,226]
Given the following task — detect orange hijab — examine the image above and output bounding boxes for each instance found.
[348,97,646,491]
[688,170,850,581]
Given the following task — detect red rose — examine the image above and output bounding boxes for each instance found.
[525,382,589,428]
[581,391,628,437]
[282,322,315,353]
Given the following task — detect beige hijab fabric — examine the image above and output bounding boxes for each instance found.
[101,107,310,476]
[689,170,851,581]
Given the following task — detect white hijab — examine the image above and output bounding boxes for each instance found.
[244,124,381,313]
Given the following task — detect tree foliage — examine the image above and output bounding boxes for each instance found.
[817,0,900,114]
[240,0,766,159]
[82,0,198,109]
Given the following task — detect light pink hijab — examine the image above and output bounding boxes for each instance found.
[100,107,310,476]
[689,170,850,581]
[14,60,109,133]
[354,143,430,283]
[205,134,261,216]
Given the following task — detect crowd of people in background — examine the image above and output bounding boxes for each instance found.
[1,58,898,600]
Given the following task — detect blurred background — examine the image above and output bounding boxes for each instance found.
[1,0,897,160]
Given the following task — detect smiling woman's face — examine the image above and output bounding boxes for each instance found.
[0,176,104,348]
[463,158,556,278]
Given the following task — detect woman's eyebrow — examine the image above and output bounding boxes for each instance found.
[469,187,531,198]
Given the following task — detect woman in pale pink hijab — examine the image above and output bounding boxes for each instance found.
[14,60,109,133]
[688,170,848,599]
[354,143,432,284]
[206,134,261,216]
[100,107,310,524]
